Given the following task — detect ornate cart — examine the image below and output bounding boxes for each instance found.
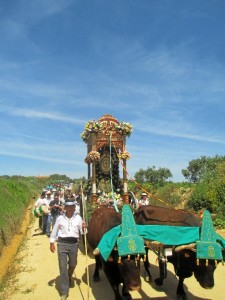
[81,114,132,203]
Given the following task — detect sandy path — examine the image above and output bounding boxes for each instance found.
[1,218,225,300]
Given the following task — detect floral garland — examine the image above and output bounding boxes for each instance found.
[81,119,133,141]
[115,121,133,137]
[97,192,122,205]
[85,120,101,132]
[88,150,100,161]
[81,120,102,142]
[118,150,131,160]
[81,131,89,142]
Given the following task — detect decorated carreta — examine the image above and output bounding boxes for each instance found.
[81,115,225,299]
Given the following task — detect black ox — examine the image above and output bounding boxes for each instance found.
[134,204,220,297]
[87,207,142,300]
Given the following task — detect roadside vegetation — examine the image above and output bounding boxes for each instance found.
[128,155,225,228]
[0,174,84,256]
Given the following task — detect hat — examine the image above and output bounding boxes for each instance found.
[46,191,51,194]
[141,192,147,196]
[64,199,76,206]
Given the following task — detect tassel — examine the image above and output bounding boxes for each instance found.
[118,257,121,264]
[215,260,218,266]
[206,259,208,266]
[137,254,140,260]
[127,255,130,261]
[222,260,224,266]
[135,259,138,267]
[144,254,146,262]
[196,259,199,266]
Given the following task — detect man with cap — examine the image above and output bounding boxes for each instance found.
[138,192,150,207]
[50,199,87,300]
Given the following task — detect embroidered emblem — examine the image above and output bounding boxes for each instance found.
[128,239,137,252]
[208,245,215,258]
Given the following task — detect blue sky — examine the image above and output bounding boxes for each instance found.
[0,0,224,182]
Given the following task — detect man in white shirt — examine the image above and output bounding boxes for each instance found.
[50,199,86,300]
[34,191,49,232]
[138,192,150,207]
[45,191,53,236]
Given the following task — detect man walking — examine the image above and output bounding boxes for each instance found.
[50,199,86,300]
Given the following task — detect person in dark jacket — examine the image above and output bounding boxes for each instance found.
[49,193,64,230]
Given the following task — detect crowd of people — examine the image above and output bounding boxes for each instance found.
[34,187,82,236]
[33,186,86,300]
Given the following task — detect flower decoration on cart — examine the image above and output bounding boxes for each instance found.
[118,150,131,160]
[85,120,102,132]
[80,120,102,142]
[88,151,100,161]
[115,121,133,137]
[97,191,123,206]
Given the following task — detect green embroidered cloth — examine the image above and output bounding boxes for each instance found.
[98,225,200,261]
[97,210,225,262]
[197,210,224,260]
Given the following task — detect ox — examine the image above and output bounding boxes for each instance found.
[87,207,142,300]
[134,205,220,297]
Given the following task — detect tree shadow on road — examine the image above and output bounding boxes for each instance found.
[139,263,213,300]
[77,261,213,300]
[79,262,150,300]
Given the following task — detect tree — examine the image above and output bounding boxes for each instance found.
[186,161,225,219]
[182,155,225,183]
[134,166,172,187]
[49,174,72,182]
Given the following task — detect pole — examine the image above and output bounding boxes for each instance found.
[80,182,90,299]
[109,133,119,212]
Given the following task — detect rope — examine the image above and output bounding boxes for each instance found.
[80,182,90,299]
[111,140,199,217]
[109,133,119,212]
[111,140,171,207]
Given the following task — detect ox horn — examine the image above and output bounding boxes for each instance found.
[93,248,100,255]
[174,243,196,252]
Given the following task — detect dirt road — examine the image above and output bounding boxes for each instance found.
[1,217,225,300]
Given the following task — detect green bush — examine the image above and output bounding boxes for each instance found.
[213,218,225,230]
[186,182,213,212]
[154,182,192,208]
[0,177,41,255]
